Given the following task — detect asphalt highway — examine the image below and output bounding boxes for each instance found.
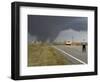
[52,45,88,64]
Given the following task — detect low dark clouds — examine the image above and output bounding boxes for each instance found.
[28,15,87,42]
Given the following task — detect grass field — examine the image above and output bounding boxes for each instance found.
[28,43,72,66]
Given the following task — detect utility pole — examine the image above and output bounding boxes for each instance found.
[72,36,74,45]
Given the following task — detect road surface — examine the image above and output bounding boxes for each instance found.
[52,45,88,64]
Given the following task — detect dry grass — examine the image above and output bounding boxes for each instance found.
[28,43,72,66]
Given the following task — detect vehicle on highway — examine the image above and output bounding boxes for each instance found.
[65,41,72,45]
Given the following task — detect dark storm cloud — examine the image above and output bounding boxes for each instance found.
[28,15,87,42]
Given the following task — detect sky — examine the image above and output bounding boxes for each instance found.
[28,15,88,43]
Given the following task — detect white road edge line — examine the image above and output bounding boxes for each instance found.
[52,45,86,64]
